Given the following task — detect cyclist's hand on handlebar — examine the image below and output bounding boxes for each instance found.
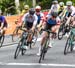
[21,28,28,32]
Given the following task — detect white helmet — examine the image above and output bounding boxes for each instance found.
[53,0,58,4]
[35,6,41,12]
[66,1,72,6]
[59,2,64,6]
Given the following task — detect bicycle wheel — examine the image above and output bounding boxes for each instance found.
[64,36,71,55]
[0,35,5,47]
[14,40,22,59]
[39,37,49,63]
[12,27,21,42]
[30,35,38,49]
[58,25,64,40]
[21,39,27,55]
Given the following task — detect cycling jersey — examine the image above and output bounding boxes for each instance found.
[35,12,44,24]
[44,16,60,30]
[0,16,7,27]
[50,4,60,12]
[22,13,38,28]
[58,6,66,15]
[47,16,60,25]
[65,6,75,16]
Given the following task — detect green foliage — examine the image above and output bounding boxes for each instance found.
[36,0,75,9]
[0,0,16,15]
[0,0,75,15]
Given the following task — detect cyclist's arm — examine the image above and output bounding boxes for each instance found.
[37,13,44,28]
[21,13,28,31]
[48,5,54,14]
[0,22,4,30]
[31,14,38,30]
[0,17,5,29]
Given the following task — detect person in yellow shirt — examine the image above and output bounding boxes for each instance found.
[58,2,66,17]
[16,5,29,26]
[21,5,29,15]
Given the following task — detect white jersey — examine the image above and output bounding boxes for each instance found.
[35,12,44,20]
[50,4,60,12]
[22,13,38,26]
[66,6,75,16]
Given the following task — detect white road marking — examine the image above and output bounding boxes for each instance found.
[0,62,75,67]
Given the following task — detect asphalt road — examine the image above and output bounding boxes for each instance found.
[0,35,75,68]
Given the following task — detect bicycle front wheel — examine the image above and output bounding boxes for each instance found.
[64,36,71,55]
[58,26,64,40]
[14,41,22,59]
[0,35,5,47]
[39,37,49,63]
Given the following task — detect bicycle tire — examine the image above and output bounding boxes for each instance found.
[70,44,73,52]
[14,41,22,59]
[64,36,71,55]
[0,35,5,47]
[30,35,38,49]
[21,39,27,55]
[39,37,49,63]
[58,25,64,40]
[12,27,21,42]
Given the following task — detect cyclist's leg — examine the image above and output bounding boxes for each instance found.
[71,16,75,26]
[37,23,52,55]
[0,27,6,35]
[26,23,34,44]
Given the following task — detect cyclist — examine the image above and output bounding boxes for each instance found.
[65,1,75,22]
[37,12,60,56]
[15,5,29,27]
[64,1,75,37]
[0,10,7,35]
[58,2,66,17]
[35,5,45,31]
[21,5,29,15]
[21,8,38,49]
[48,0,60,15]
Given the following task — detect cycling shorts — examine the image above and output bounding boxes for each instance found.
[44,22,56,30]
[65,12,71,17]
[25,22,33,30]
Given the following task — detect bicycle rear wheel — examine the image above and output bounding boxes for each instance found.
[0,35,5,47]
[30,35,38,49]
[12,27,21,42]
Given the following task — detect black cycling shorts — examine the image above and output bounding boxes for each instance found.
[25,22,33,30]
[44,22,56,30]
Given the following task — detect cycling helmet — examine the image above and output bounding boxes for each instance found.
[35,6,41,12]
[24,5,29,10]
[29,8,35,15]
[66,1,72,6]
[51,12,58,17]
[53,0,58,4]
[59,2,64,7]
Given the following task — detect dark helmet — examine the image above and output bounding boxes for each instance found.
[51,12,58,17]
[29,8,35,15]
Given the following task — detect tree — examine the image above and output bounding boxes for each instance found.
[0,0,16,15]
